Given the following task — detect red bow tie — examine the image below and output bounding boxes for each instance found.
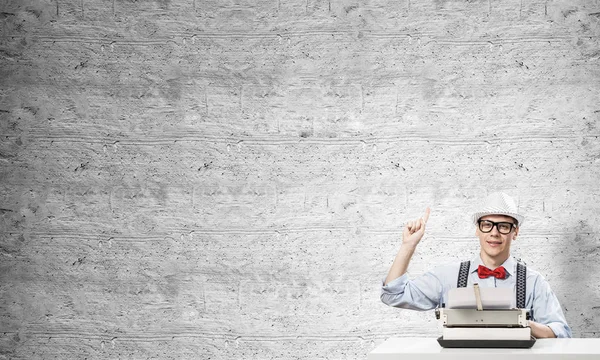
[477,265,507,279]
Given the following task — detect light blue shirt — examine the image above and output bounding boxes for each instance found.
[381,254,572,338]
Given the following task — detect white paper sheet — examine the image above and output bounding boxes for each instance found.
[446,286,515,309]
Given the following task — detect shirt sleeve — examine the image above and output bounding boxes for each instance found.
[381,269,445,311]
[531,275,572,338]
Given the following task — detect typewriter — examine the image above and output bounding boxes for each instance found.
[435,284,536,348]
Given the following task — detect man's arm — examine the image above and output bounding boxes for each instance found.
[381,208,454,310]
[529,320,556,338]
[384,244,417,285]
[384,208,430,285]
[529,275,572,338]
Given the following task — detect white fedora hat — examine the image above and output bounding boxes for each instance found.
[472,192,524,226]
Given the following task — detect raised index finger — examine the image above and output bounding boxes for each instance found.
[422,207,431,224]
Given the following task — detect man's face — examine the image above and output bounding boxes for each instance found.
[476,214,519,261]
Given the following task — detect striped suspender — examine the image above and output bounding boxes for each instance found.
[457,261,470,288]
[457,260,527,309]
[516,262,527,309]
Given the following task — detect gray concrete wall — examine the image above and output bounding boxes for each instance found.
[1,0,599,358]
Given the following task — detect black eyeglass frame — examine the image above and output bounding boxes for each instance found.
[477,219,517,235]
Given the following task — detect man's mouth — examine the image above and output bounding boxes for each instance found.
[487,241,502,247]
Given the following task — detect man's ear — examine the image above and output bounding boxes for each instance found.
[513,226,519,239]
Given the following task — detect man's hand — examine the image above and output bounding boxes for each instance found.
[402,207,430,248]
[384,208,431,285]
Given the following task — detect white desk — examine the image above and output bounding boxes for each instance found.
[368,337,600,360]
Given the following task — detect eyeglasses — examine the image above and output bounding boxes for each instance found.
[477,220,516,235]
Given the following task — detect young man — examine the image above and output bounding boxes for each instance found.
[381,192,572,338]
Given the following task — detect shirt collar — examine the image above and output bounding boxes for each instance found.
[469,254,516,277]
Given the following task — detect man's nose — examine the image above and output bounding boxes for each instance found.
[490,225,500,235]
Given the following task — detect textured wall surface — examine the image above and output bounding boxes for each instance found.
[1,0,599,358]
